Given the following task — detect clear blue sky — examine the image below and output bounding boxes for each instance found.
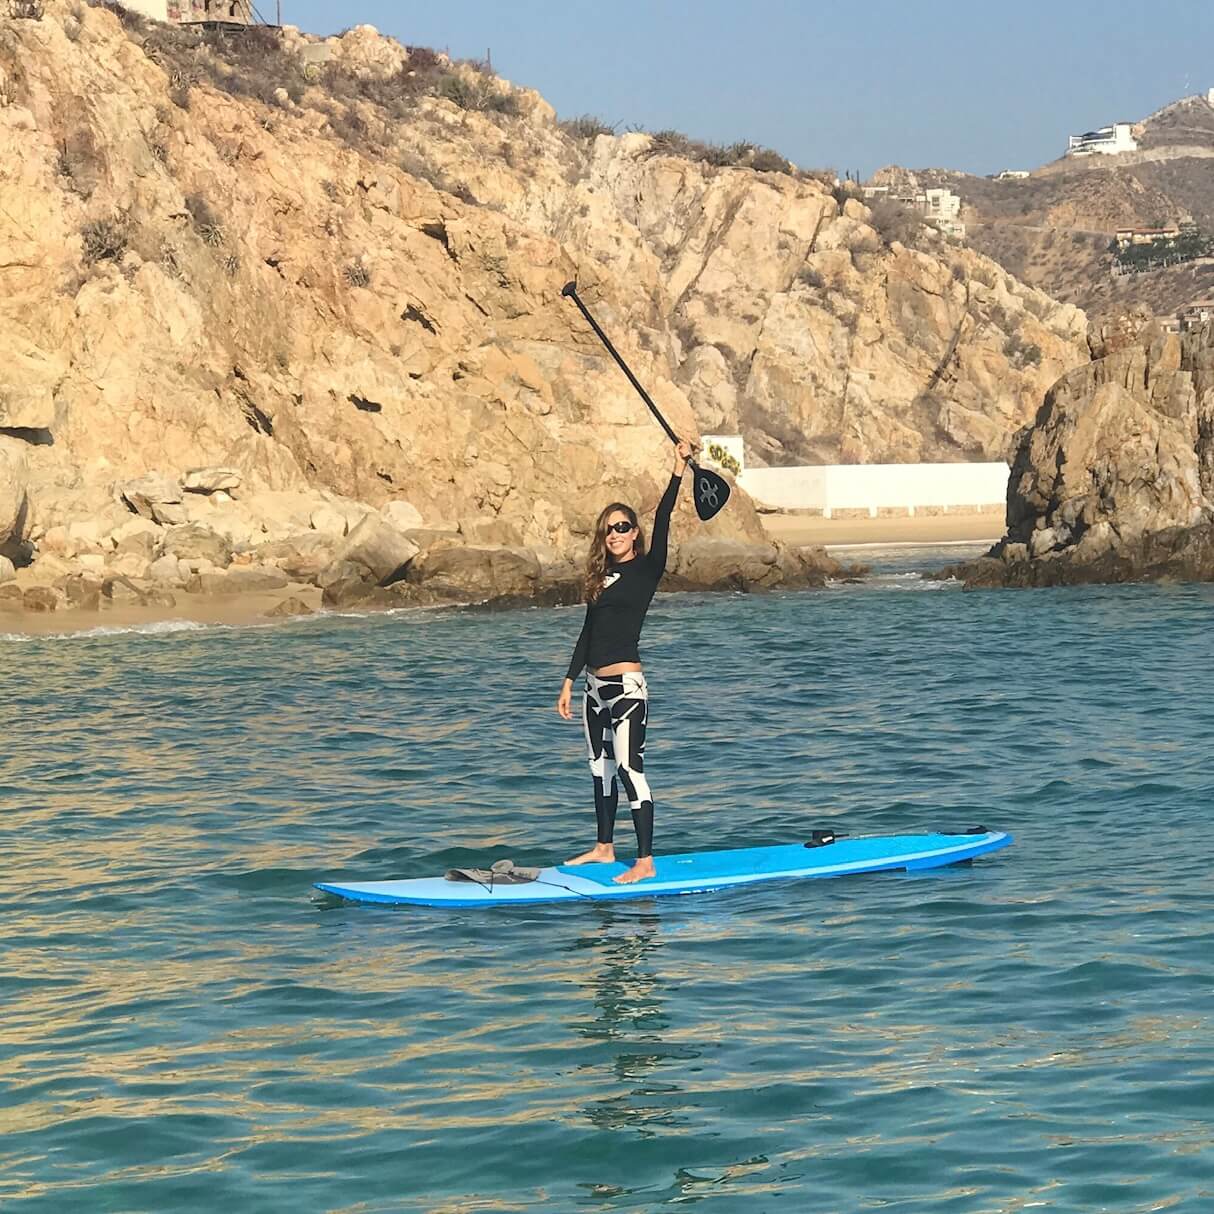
[274,0,1214,177]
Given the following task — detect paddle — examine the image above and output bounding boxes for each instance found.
[561,281,731,521]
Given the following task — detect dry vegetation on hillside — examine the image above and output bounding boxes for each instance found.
[1135,96,1214,150]
[909,100,1214,322]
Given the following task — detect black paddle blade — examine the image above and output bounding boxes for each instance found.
[689,461,730,520]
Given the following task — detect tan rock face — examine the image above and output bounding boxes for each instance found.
[945,321,1214,586]
[1006,325,1210,547]
[0,6,1089,592]
[0,441,30,550]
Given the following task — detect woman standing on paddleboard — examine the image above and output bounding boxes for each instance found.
[555,438,694,884]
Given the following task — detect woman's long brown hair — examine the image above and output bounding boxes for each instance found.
[584,502,647,602]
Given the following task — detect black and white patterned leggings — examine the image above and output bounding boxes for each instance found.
[583,669,654,857]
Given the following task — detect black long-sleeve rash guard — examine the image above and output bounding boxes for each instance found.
[566,473,682,680]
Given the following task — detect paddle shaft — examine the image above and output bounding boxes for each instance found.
[562,283,684,450]
[562,280,731,521]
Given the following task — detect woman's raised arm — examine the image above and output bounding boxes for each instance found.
[646,440,693,577]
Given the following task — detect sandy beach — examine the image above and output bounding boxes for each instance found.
[760,509,1004,549]
[0,582,324,638]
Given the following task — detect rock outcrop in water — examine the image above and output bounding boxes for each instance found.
[0,5,1088,618]
[945,318,1214,587]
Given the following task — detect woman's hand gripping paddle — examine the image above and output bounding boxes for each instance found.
[562,281,731,521]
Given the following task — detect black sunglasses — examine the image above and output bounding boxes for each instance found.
[606,521,635,534]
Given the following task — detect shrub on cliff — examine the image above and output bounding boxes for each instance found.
[1003,333,1042,367]
[868,199,928,248]
[437,72,520,115]
[749,148,791,174]
[645,130,798,177]
[559,115,616,141]
[184,194,225,247]
[81,214,128,264]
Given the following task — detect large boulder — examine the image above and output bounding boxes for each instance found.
[237,491,328,542]
[186,566,290,595]
[120,474,184,523]
[337,515,420,584]
[310,504,353,537]
[381,500,424,531]
[0,442,30,558]
[23,586,61,613]
[148,554,182,583]
[183,467,242,494]
[61,573,103,610]
[667,538,827,590]
[321,577,399,609]
[315,558,369,589]
[102,575,146,603]
[158,523,233,567]
[406,545,541,599]
[111,517,162,558]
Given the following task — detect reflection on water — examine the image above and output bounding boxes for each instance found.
[572,907,699,1136]
[3,573,1214,1211]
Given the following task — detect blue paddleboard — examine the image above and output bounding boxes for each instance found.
[313,830,1012,908]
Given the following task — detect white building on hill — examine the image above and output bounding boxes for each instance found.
[118,0,255,23]
[1067,122,1137,156]
[860,183,966,239]
[918,187,965,238]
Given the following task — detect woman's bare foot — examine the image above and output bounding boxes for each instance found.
[613,857,656,884]
[566,843,615,865]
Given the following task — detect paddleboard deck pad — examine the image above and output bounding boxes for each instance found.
[314,830,1012,908]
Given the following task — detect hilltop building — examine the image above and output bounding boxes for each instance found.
[1209,87,1214,107]
[919,187,965,238]
[118,0,255,24]
[1114,224,1182,248]
[1067,123,1137,156]
[860,183,966,239]
[994,170,1030,180]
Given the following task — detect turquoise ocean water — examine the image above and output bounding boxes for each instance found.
[3,544,1213,1213]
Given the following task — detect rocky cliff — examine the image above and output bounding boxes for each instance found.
[0,4,1088,614]
[946,315,1214,588]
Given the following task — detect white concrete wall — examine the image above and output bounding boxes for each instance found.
[738,462,1009,516]
[120,0,169,20]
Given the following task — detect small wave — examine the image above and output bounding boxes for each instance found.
[0,618,210,642]
[323,601,462,622]
[824,538,998,552]
[826,573,960,592]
